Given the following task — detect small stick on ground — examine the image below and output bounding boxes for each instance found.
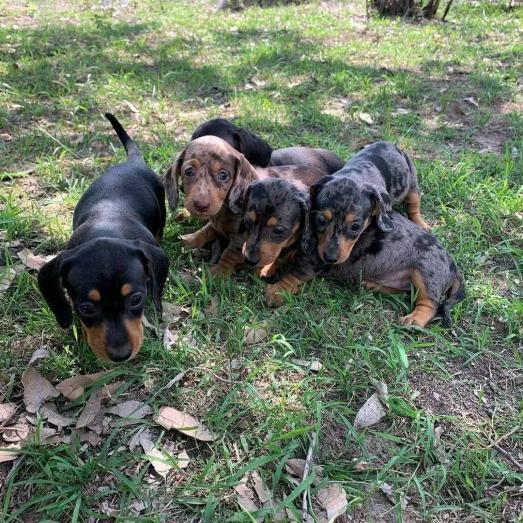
[301,431,318,521]
[493,444,523,472]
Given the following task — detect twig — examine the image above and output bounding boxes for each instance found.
[485,426,520,449]
[38,127,81,159]
[301,431,318,521]
[493,444,523,472]
[441,0,454,21]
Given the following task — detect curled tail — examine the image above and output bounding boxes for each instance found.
[439,273,465,327]
[104,113,141,161]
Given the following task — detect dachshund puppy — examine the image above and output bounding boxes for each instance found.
[311,141,429,265]
[191,118,344,173]
[38,114,169,362]
[163,136,323,276]
[245,180,464,326]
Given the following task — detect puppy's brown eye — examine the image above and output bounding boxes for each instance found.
[217,170,230,183]
[129,293,144,309]
[77,303,98,317]
[350,223,362,232]
[184,167,195,177]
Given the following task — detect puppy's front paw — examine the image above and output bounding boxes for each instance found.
[209,264,233,278]
[265,284,285,308]
[412,217,431,231]
[175,208,192,222]
[181,231,207,249]
[399,311,428,328]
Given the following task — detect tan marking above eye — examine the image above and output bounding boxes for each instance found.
[121,284,133,296]
[88,289,101,302]
[266,216,279,227]
[247,211,257,222]
[323,210,333,220]
[344,212,355,225]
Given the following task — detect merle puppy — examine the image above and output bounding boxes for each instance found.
[38,114,169,362]
[311,141,429,265]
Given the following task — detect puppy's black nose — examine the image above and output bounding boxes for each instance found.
[323,252,339,264]
[193,200,210,213]
[107,346,132,362]
[244,254,259,266]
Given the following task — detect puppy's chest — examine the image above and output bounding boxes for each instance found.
[210,207,242,236]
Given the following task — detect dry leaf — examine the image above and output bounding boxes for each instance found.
[123,100,139,113]
[56,371,109,401]
[285,458,323,483]
[161,371,187,390]
[243,322,269,345]
[358,112,374,125]
[2,421,32,443]
[40,403,76,428]
[76,390,103,429]
[0,267,18,294]
[28,347,50,365]
[154,407,216,441]
[163,327,178,350]
[393,108,411,116]
[0,444,21,462]
[463,96,479,108]
[176,449,190,469]
[107,400,152,419]
[129,427,151,452]
[0,133,12,142]
[22,367,59,413]
[251,470,273,507]
[369,378,388,402]
[234,476,260,515]
[354,393,386,429]
[316,483,348,523]
[143,446,172,478]
[291,358,323,372]
[0,403,16,423]
[162,301,182,323]
[17,248,55,271]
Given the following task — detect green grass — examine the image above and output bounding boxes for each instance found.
[0,0,522,521]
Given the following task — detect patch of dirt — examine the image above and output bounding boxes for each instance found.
[474,117,509,154]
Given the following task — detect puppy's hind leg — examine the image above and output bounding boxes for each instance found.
[181,221,219,249]
[210,237,244,277]
[405,191,430,231]
[399,270,437,327]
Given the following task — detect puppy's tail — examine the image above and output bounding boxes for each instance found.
[104,113,142,162]
[438,273,465,327]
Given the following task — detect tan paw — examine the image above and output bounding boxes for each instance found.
[265,285,285,308]
[399,312,428,327]
[209,264,232,278]
[175,208,191,222]
[180,232,207,249]
[413,218,431,231]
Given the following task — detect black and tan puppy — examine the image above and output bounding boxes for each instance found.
[163,136,324,276]
[243,179,464,326]
[38,114,169,362]
[311,141,429,265]
[191,118,344,174]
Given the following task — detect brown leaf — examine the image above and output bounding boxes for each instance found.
[234,475,260,516]
[161,371,187,390]
[0,444,21,462]
[354,393,386,429]
[243,322,269,345]
[17,248,56,271]
[154,407,216,441]
[107,400,152,419]
[40,403,76,428]
[0,267,18,294]
[123,100,139,114]
[142,446,172,478]
[251,470,273,507]
[56,371,109,401]
[2,421,32,443]
[22,367,59,413]
[316,483,348,523]
[285,458,323,480]
[28,348,50,365]
[76,390,103,429]
[0,403,16,423]
[163,327,178,350]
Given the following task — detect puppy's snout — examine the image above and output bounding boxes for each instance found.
[107,344,132,362]
[193,199,210,213]
[244,252,260,266]
[323,252,339,264]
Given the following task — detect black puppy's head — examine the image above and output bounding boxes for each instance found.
[190,118,273,168]
[241,179,313,268]
[38,238,168,362]
[310,175,393,264]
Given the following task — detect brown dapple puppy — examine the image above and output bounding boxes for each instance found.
[163,136,324,276]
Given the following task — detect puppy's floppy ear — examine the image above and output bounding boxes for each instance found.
[367,186,393,232]
[298,193,315,254]
[163,149,185,210]
[236,182,254,235]
[38,251,76,328]
[233,128,273,167]
[228,153,256,214]
[310,175,334,203]
[135,242,169,313]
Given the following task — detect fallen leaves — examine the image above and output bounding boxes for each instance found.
[21,367,59,413]
[154,407,216,441]
[292,358,323,372]
[0,403,16,423]
[354,392,387,429]
[56,371,109,401]
[17,248,55,271]
[0,444,21,463]
[358,112,374,125]
[75,389,103,429]
[316,483,348,523]
[243,321,270,345]
[107,400,152,419]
